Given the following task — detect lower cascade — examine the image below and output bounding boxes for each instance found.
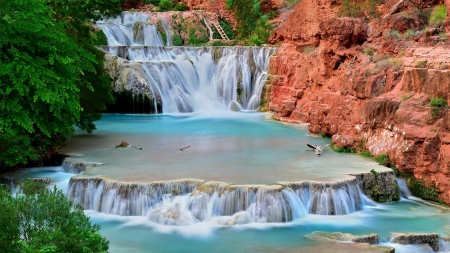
[67,171,398,224]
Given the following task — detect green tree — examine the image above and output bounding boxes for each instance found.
[226,0,261,38]
[0,182,108,253]
[0,0,123,169]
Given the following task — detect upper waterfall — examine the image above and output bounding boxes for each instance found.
[97,12,276,113]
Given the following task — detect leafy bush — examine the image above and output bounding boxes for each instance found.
[429,4,447,28]
[187,30,209,46]
[0,182,108,253]
[174,2,188,11]
[430,97,447,119]
[364,47,373,55]
[172,34,183,46]
[375,154,390,166]
[158,0,175,11]
[219,19,236,40]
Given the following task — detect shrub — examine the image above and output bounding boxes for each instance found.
[429,4,447,28]
[415,60,427,68]
[364,47,373,55]
[430,97,447,119]
[159,0,175,11]
[330,141,357,153]
[0,182,108,253]
[174,3,188,11]
[375,154,390,166]
[439,32,448,41]
[386,29,401,39]
[403,29,416,38]
[172,35,183,46]
[361,150,373,157]
[219,19,236,40]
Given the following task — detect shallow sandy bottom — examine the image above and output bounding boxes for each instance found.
[60,113,389,184]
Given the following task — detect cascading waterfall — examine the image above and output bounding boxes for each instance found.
[97,12,276,113]
[67,174,389,225]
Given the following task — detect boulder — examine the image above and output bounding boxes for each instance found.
[390,232,440,252]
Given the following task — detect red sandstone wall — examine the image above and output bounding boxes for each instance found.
[268,0,450,203]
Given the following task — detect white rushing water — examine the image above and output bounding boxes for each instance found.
[96,12,276,113]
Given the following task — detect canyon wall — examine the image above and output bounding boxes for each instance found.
[268,0,450,203]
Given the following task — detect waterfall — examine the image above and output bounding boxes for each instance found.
[97,12,276,113]
[67,172,391,224]
[67,177,201,216]
[395,176,412,198]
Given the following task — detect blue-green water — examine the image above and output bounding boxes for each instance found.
[61,113,388,183]
[6,113,450,252]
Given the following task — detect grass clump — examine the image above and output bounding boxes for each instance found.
[429,4,447,28]
[364,47,373,55]
[330,141,357,153]
[415,60,427,68]
[375,154,391,166]
[361,150,373,158]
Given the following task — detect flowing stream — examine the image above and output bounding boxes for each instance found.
[3,11,450,253]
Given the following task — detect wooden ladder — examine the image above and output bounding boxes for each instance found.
[210,19,230,41]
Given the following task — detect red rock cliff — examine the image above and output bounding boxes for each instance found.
[268,0,450,203]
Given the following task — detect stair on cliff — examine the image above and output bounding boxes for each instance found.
[207,17,230,41]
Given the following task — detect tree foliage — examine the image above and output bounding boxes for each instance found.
[0,182,109,253]
[225,0,273,45]
[0,0,123,169]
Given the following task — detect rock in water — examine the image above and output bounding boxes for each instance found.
[229,101,241,111]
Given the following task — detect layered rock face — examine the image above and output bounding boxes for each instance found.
[268,0,450,203]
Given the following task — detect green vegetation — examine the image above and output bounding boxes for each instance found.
[364,47,373,55]
[370,169,379,179]
[375,154,391,166]
[225,0,274,45]
[219,19,237,40]
[330,141,357,153]
[429,4,447,28]
[303,46,316,54]
[0,181,108,252]
[339,0,381,20]
[403,29,417,38]
[439,32,448,41]
[284,0,301,9]
[430,97,447,119]
[188,30,209,46]
[415,60,427,68]
[391,165,445,204]
[386,29,402,39]
[361,150,373,158]
[172,35,183,46]
[0,0,122,170]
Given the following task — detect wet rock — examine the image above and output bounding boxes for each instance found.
[332,134,354,148]
[61,159,100,174]
[390,232,440,252]
[353,171,401,203]
[311,231,380,244]
[229,101,241,111]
